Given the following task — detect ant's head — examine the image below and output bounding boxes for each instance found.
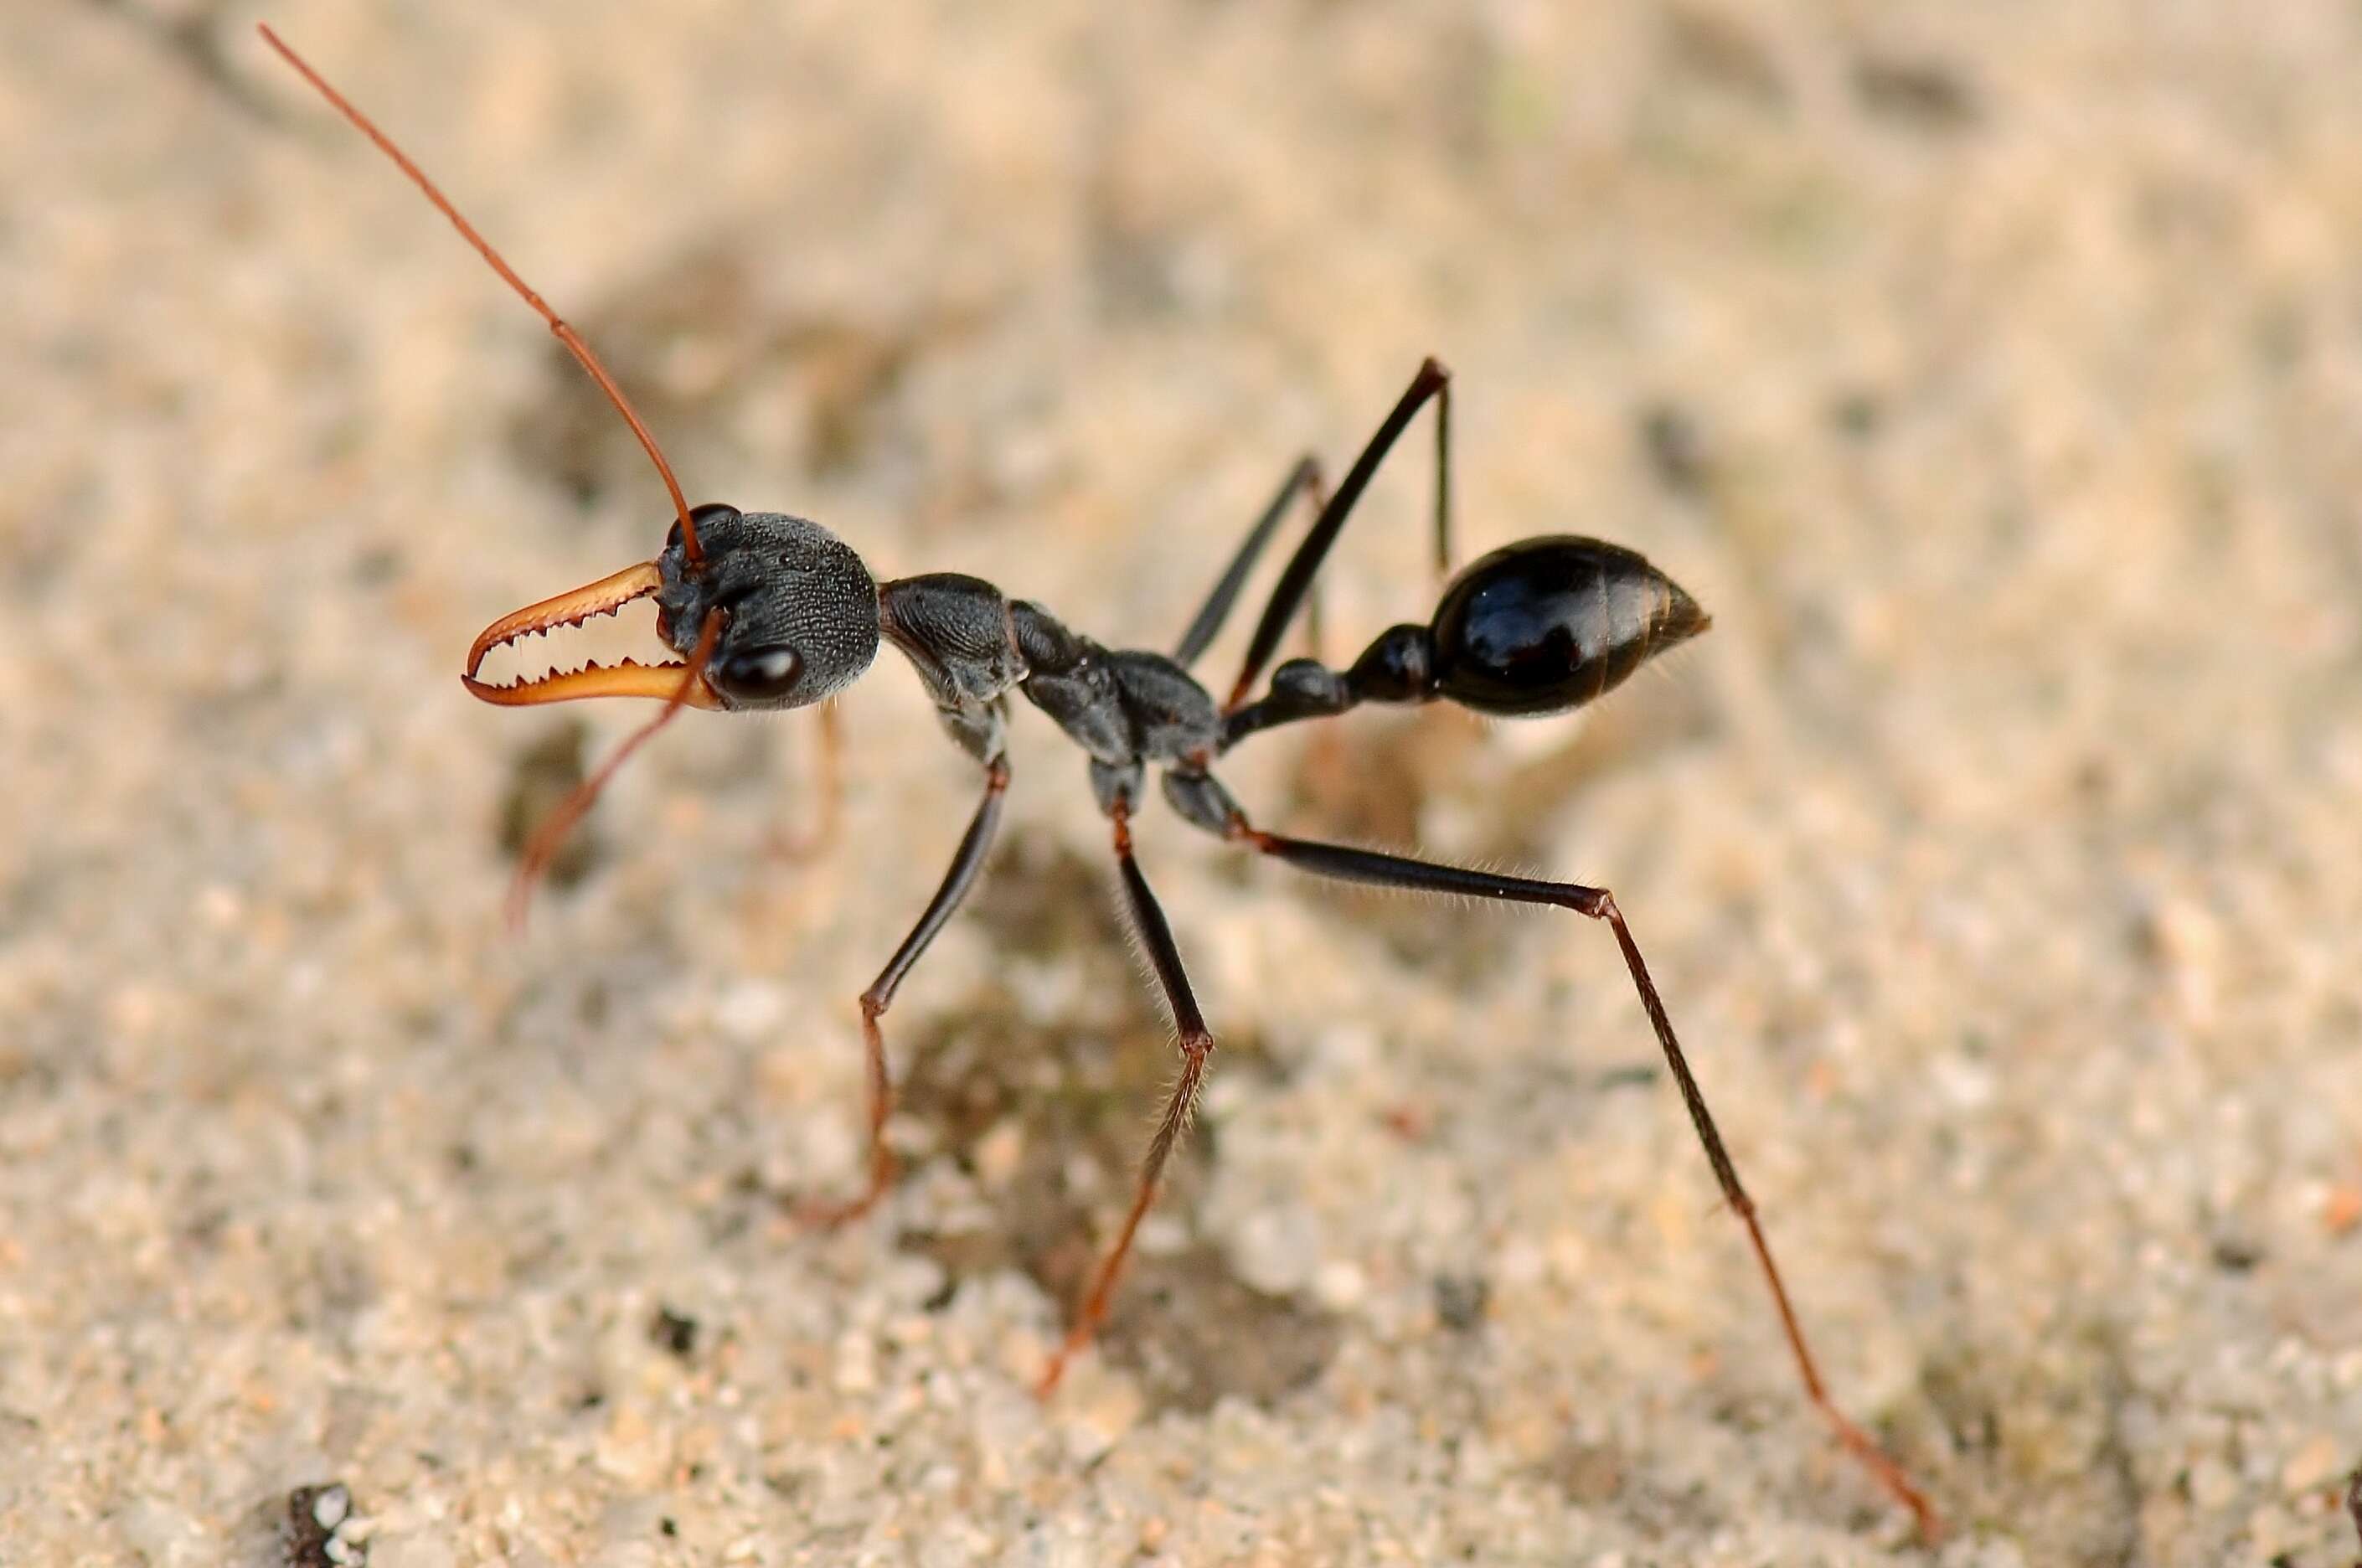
[255,24,884,918]
[462,503,880,713]
[654,505,882,710]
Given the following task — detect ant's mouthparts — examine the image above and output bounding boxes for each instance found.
[461,559,719,708]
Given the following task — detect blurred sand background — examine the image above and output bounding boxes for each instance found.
[5,2,2361,1564]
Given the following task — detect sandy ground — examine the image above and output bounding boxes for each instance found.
[5,2,2361,1564]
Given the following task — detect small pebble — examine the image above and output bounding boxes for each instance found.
[280,1483,368,1568]
[2189,1457,2239,1511]
[2282,1431,2342,1493]
[1313,1259,1365,1311]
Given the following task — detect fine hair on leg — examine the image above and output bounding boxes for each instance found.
[1035,802,1218,1396]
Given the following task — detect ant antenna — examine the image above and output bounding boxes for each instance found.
[504,610,723,927]
[256,24,705,566]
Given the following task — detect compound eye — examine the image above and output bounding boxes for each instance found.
[714,643,803,702]
[667,501,743,554]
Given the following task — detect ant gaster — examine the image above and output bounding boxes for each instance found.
[260,25,1937,1539]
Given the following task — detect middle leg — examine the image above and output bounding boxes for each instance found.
[1173,453,1329,668]
[1226,358,1454,710]
[1034,797,1218,1396]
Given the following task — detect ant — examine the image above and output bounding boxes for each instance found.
[260,24,1938,1539]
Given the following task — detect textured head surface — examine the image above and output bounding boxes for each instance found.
[654,508,880,709]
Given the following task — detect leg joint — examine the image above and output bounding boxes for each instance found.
[1558,884,1613,920]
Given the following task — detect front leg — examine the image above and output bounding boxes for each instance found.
[767,701,844,864]
[797,750,1010,1228]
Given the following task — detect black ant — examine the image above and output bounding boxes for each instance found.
[260,25,1938,1539]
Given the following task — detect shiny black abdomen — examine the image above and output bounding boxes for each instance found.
[1430,535,1709,716]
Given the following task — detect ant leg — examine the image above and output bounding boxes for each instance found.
[1226,358,1453,710]
[797,757,1009,1229]
[810,700,843,846]
[1036,800,1217,1397]
[1210,810,1942,1540]
[770,702,844,862]
[1173,455,1328,668]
